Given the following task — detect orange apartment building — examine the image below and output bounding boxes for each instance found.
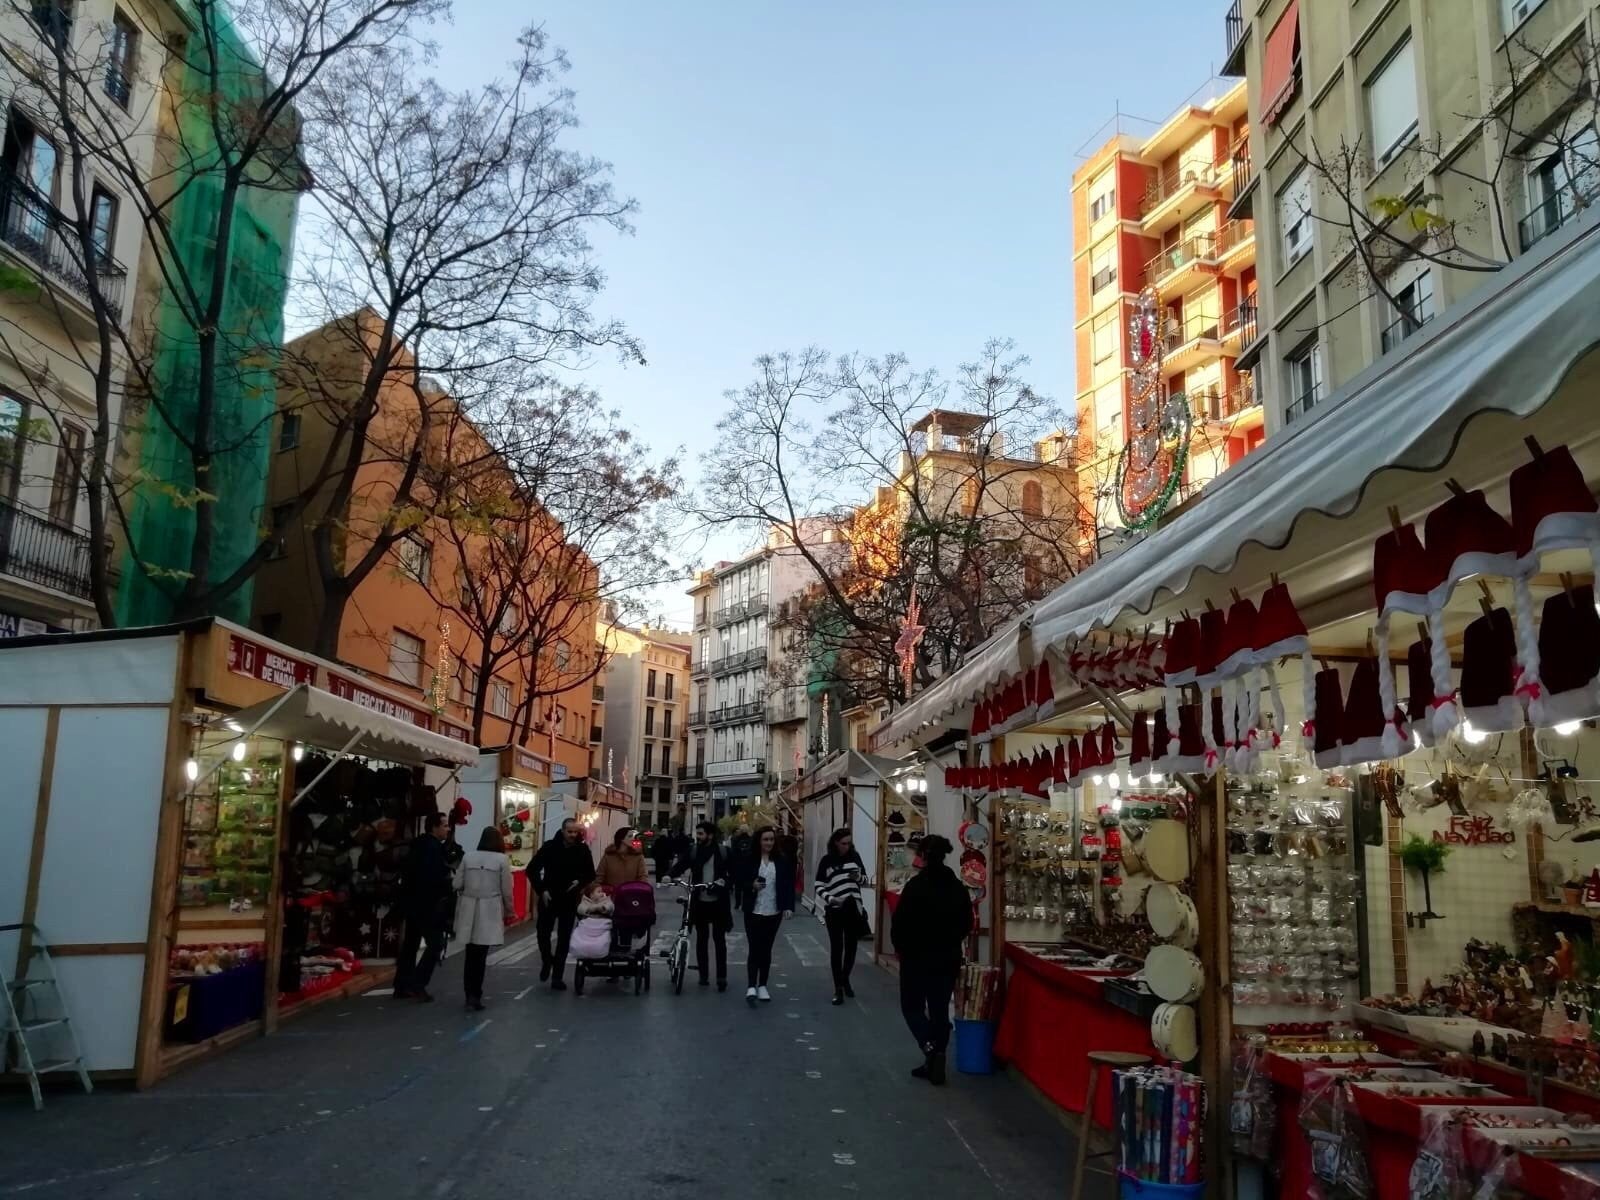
[252,311,596,793]
[1071,78,1264,531]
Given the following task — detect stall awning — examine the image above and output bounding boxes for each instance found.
[795,749,906,801]
[871,614,1032,749]
[1261,0,1300,126]
[227,683,478,767]
[871,217,1600,749]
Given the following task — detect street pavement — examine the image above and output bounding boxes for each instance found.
[0,899,1107,1198]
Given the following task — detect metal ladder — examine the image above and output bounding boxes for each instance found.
[2,923,93,1110]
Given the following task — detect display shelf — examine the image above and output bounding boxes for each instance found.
[1514,900,1600,918]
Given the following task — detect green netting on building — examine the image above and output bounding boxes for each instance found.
[115,4,299,626]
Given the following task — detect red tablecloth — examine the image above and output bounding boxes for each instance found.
[994,943,1153,1127]
[512,872,530,923]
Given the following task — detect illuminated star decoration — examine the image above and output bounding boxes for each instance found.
[820,693,831,756]
[895,585,927,692]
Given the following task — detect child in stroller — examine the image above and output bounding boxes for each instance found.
[570,880,655,995]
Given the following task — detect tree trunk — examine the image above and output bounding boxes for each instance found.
[312,584,350,660]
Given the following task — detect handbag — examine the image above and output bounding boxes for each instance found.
[853,899,873,941]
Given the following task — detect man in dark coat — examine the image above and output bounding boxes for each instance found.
[528,818,596,990]
[394,812,453,1001]
[669,820,733,990]
[890,835,974,1085]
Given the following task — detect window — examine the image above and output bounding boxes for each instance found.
[0,394,25,500]
[1089,239,1116,295]
[1522,125,1600,250]
[645,706,655,736]
[1284,342,1323,423]
[389,630,425,687]
[396,535,430,584]
[89,186,117,266]
[1021,479,1043,517]
[489,677,513,718]
[3,112,58,246]
[1503,0,1546,33]
[277,410,300,451]
[644,744,654,775]
[268,502,293,560]
[1381,261,1434,353]
[47,424,83,525]
[460,664,479,706]
[1278,169,1313,266]
[1023,554,1043,600]
[663,709,673,738]
[961,478,980,516]
[555,639,571,671]
[1088,169,1115,222]
[699,634,709,664]
[664,673,674,700]
[661,745,672,775]
[30,1,70,46]
[1091,306,1119,365]
[105,12,136,108]
[695,737,705,769]
[646,668,657,697]
[1367,38,1417,166]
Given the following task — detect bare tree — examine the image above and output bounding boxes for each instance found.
[696,340,1090,708]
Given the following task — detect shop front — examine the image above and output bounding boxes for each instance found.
[866,222,1600,1195]
[0,618,477,1089]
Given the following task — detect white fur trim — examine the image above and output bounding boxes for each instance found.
[1299,650,1318,752]
[1518,511,1600,572]
[1428,551,1518,611]
[1374,619,1406,760]
[1340,733,1389,768]
[1252,633,1311,668]
[1539,683,1600,727]
[1262,662,1285,743]
[1511,569,1545,729]
[1313,746,1343,771]
[1215,646,1257,682]
[1427,607,1459,739]
[1461,695,1522,734]
[1163,685,1182,756]
[1379,590,1434,621]
[1165,668,1198,687]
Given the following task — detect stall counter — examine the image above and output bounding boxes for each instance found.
[993,942,1154,1126]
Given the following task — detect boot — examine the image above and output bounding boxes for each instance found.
[927,1049,947,1086]
[832,988,844,1006]
[539,961,552,982]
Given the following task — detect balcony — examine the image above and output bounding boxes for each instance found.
[1215,218,1255,272]
[0,497,92,600]
[709,700,763,726]
[1145,232,1219,298]
[1283,382,1323,426]
[1220,297,1258,349]
[687,708,707,727]
[1380,306,1434,355]
[0,180,128,316]
[1518,176,1599,253]
[1159,311,1226,375]
[1189,382,1262,426]
[1140,161,1224,236]
[1228,143,1256,220]
[678,765,706,782]
[590,724,603,743]
[705,758,764,780]
[1222,0,1248,76]
[709,646,767,676]
[712,593,767,626]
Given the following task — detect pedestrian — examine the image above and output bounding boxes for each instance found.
[453,826,516,1011]
[597,826,647,888]
[394,811,453,1002]
[727,822,753,872]
[650,830,675,881]
[815,827,869,1005]
[670,820,732,991]
[889,835,973,1085]
[528,817,596,990]
[735,824,793,1005]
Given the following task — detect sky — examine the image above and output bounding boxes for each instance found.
[429,2,1230,626]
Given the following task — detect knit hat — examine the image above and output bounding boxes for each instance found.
[1151,707,1172,776]
[1162,617,1200,761]
[1373,520,1438,759]
[1252,581,1313,753]
[1172,702,1205,774]
[1312,666,1344,771]
[1032,659,1058,723]
[1537,584,1600,726]
[1067,735,1083,788]
[1459,605,1520,733]
[1100,721,1118,767]
[1509,441,1600,728]
[1129,710,1151,771]
[1405,634,1437,748]
[1340,655,1402,767]
[1080,728,1100,772]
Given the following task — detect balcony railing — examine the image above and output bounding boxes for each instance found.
[709,700,764,726]
[1518,176,1599,253]
[705,758,764,780]
[1224,0,1246,71]
[1090,265,1117,294]
[1283,382,1323,426]
[1190,382,1261,422]
[677,765,706,781]
[1145,232,1217,283]
[1380,306,1434,354]
[0,179,128,313]
[0,497,92,599]
[1216,217,1255,256]
[590,724,603,743]
[712,593,767,626]
[1231,144,1253,197]
[1222,296,1258,345]
[709,646,767,675]
[687,708,707,726]
[1160,311,1223,353]
[1141,161,1223,216]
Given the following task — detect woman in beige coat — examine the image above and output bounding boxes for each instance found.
[454,827,516,1011]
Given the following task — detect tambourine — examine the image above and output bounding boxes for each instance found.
[1146,882,1199,949]
[1142,819,1191,882]
[959,820,990,851]
[1145,943,1204,1003]
[1152,1001,1199,1061]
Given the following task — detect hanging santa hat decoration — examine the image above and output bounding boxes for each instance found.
[1537,583,1600,726]
[1459,591,1520,733]
[1252,580,1317,753]
[1162,618,1200,764]
[1193,607,1228,771]
[1129,710,1151,774]
[1372,512,1436,759]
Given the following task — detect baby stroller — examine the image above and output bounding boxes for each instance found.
[572,881,656,995]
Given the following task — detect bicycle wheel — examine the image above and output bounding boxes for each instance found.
[670,936,688,994]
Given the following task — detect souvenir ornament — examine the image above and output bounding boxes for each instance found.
[1115,286,1191,530]
[1152,1001,1200,1061]
[1146,944,1205,1002]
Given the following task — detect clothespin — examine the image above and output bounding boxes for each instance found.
[1204,599,1217,613]
[1445,478,1468,498]
[1230,587,1243,604]
[1526,435,1544,459]
[1366,630,1376,658]
[1417,621,1428,643]
[1388,506,1403,533]
[1270,572,1280,588]
[1318,657,1331,672]
[1478,579,1495,617]
[1562,572,1577,598]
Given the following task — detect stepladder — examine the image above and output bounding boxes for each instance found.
[2,923,94,1111]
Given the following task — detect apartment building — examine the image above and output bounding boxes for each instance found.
[1071,78,1263,533]
[252,313,596,788]
[1223,0,1600,429]
[594,615,691,831]
[0,0,187,637]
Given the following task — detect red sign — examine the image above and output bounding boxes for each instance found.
[439,718,474,744]
[326,673,433,729]
[226,634,314,690]
[1433,815,1515,846]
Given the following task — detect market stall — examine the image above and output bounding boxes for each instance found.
[865,220,1600,1195]
[0,619,476,1089]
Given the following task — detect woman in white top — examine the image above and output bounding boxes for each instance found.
[454,826,517,1011]
[736,825,794,1005]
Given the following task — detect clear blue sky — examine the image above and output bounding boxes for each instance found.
[432,2,1230,624]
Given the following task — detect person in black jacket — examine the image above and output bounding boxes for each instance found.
[669,821,732,990]
[890,835,973,1085]
[395,812,453,1001]
[528,818,596,990]
[734,825,794,1004]
[815,827,869,1005]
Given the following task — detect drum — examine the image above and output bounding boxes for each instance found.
[1142,819,1191,882]
[1146,882,1199,949]
[1145,943,1204,1003]
[1152,1002,1199,1062]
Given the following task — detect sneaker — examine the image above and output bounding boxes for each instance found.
[746,986,758,1006]
[757,986,772,1002]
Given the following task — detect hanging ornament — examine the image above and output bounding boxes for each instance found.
[1115,286,1191,530]
[895,584,927,693]
[429,619,453,714]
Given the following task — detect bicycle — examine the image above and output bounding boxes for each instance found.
[665,878,717,994]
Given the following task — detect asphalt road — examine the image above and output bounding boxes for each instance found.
[0,903,1107,1198]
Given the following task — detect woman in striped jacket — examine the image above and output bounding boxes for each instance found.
[815,827,868,1005]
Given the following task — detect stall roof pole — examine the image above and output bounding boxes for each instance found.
[288,729,366,808]
[1083,681,1209,801]
[191,686,303,790]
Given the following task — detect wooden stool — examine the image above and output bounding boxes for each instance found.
[1070,1050,1151,1200]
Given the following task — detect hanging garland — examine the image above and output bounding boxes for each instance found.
[1115,285,1193,530]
